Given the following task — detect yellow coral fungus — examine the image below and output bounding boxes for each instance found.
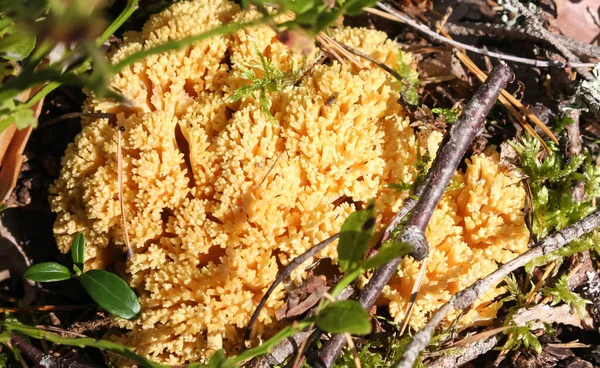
[383,149,530,329]
[50,0,528,364]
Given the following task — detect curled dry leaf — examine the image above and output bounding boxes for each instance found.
[275,275,329,320]
[0,88,44,205]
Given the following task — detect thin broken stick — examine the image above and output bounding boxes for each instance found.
[368,4,596,69]
[243,233,340,345]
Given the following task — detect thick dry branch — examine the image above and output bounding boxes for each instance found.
[369,4,596,69]
[313,63,514,368]
[395,209,600,368]
[10,333,91,368]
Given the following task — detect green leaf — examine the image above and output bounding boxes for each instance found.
[79,270,141,320]
[11,103,36,129]
[316,300,372,335]
[0,23,36,61]
[206,350,235,368]
[360,240,412,271]
[343,0,378,16]
[71,232,85,271]
[0,98,37,131]
[337,201,376,272]
[24,262,72,282]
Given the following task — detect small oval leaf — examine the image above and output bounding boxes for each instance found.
[0,28,36,61]
[337,201,376,272]
[24,262,72,282]
[316,300,371,335]
[80,270,140,320]
[360,240,412,271]
[71,232,85,270]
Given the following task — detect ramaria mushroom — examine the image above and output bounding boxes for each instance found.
[49,0,529,364]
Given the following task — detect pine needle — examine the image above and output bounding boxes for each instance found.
[525,261,556,307]
[436,26,557,150]
[344,332,362,368]
[399,257,429,335]
[117,126,133,259]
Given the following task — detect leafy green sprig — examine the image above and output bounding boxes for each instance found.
[24,232,141,320]
[497,322,542,354]
[511,136,599,238]
[542,274,591,317]
[230,46,303,123]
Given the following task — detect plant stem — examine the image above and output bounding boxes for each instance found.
[313,63,514,367]
[98,0,139,47]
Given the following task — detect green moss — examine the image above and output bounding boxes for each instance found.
[394,50,420,106]
[497,322,542,354]
[431,107,460,124]
[543,274,591,317]
[511,136,598,239]
[334,335,425,368]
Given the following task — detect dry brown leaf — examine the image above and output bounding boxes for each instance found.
[275,275,329,320]
[0,89,44,205]
[556,0,600,45]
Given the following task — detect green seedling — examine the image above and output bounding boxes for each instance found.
[24,232,141,320]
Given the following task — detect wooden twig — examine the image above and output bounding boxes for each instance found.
[313,64,514,368]
[368,4,596,69]
[395,210,600,368]
[426,336,500,368]
[10,333,93,368]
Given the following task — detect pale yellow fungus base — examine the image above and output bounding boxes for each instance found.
[50,0,528,364]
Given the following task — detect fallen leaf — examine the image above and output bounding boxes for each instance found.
[556,0,600,45]
[275,275,328,320]
[0,89,44,204]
